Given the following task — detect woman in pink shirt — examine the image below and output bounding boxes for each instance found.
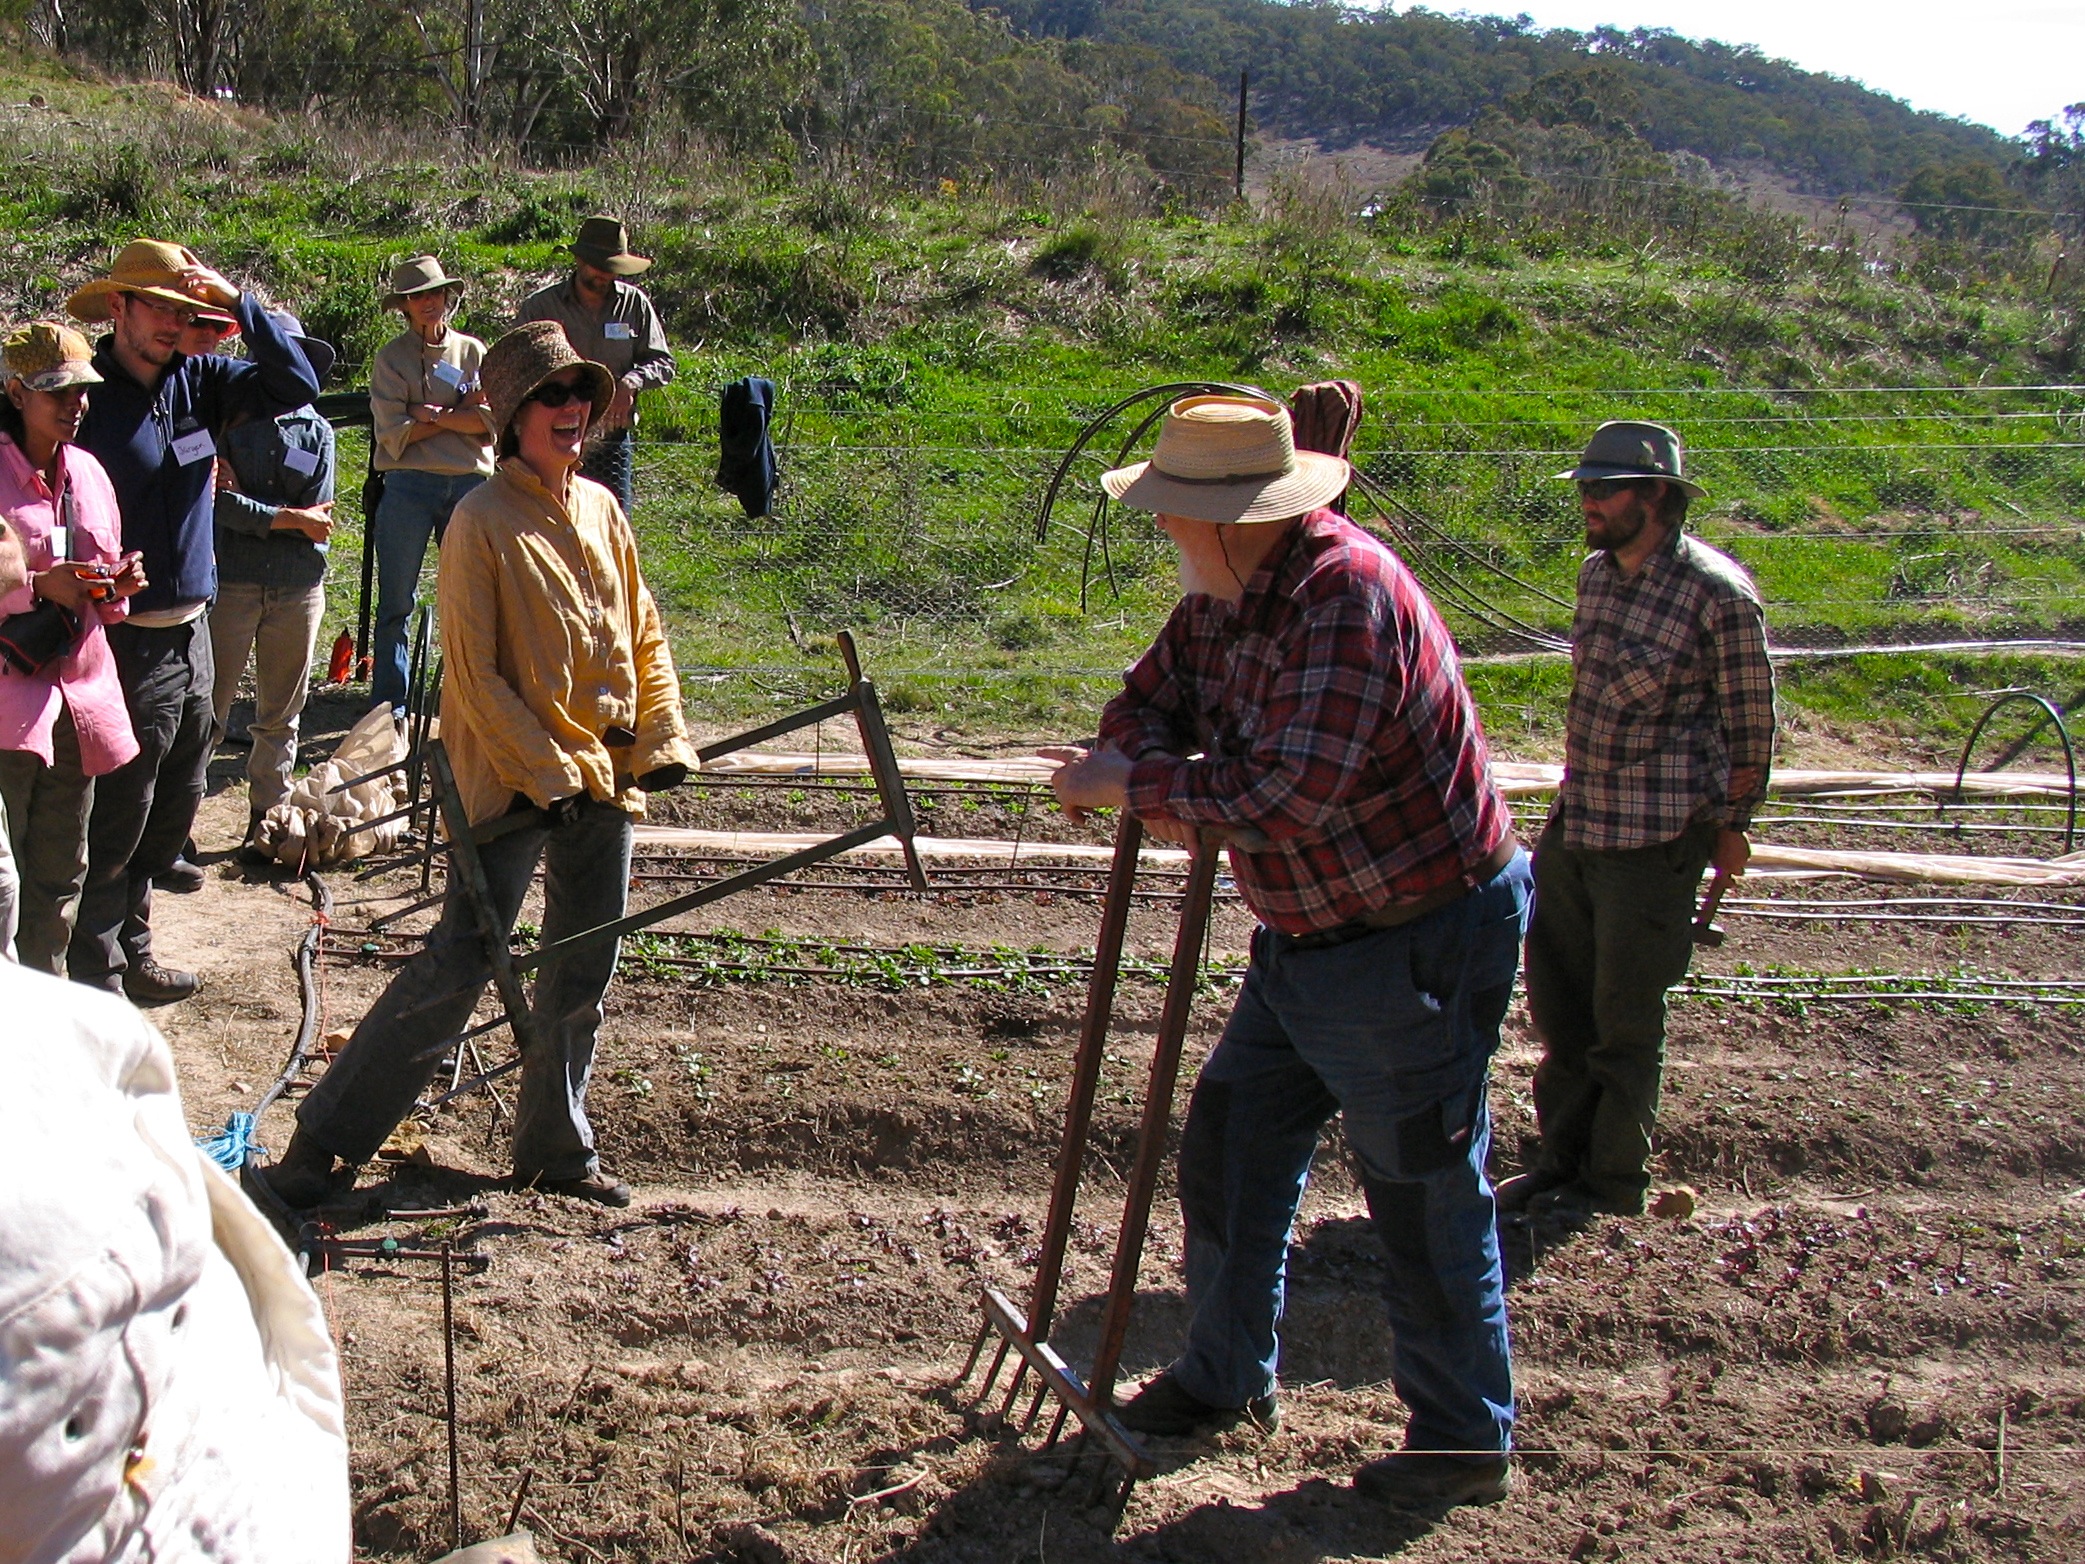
[0,323,146,972]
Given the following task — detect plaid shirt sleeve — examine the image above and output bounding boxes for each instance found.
[1098,601,1199,761]
[1709,586,1776,830]
[1120,588,1394,839]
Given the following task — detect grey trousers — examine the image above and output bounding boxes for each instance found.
[210,580,326,817]
[296,796,633,1180]
[0,703,94,973]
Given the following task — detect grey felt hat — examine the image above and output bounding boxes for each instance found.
[1555,420,1706,499]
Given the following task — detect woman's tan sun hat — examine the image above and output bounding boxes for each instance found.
[380,254,466,312]
[1101,395,1352,524]
[481,320,616,444]
[65,239,214,324]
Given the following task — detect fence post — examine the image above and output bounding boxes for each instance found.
[1235,70,1248,203]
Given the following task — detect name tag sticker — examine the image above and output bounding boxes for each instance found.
[281,445,320,476]
[46,526,67,561]
[171,427,216,465]
[429,360,467,391]
[603,321,635,340]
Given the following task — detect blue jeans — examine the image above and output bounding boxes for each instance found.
[371,468,483,714]
[1170,849,1531,1458]
[295,796,634,1180]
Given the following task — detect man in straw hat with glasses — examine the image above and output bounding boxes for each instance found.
[518,217,675,515]
[1046,395,1530,1511]
[64,240,320,1004]
[1501,421,1775,1227]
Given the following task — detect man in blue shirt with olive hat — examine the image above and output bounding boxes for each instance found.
[1503,421,1776,1225]
[64,240,319,1003]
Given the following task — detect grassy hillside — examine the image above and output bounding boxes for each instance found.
[982,0,2020,188]
[3,54,2081,759]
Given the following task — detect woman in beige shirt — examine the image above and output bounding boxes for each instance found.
[269,321,692,1212]
[365,255,493,714]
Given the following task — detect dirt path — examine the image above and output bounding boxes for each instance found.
[140,721,2085,1562]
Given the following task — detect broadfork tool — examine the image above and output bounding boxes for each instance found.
[956,814,1245,1525]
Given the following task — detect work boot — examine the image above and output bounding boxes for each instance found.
[1495,1167,1572,1216]
[1530,1181,1646,1226]
[1114,1369,1280,1437]
[123,959,199,1006]
[265,1130,344,1208]
[236,813,275,869]
[521,1170,633,1208]
[154,858,207,893]
[1353,1451,1511,1510]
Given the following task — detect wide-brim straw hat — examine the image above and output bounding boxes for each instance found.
[1554,419,1707,500]
[481,320,616,444]
[572,215,651,277]
[66,239,216,324]
[4,321,103,391]
[380,254,466,312]
[1101,395,1352,524]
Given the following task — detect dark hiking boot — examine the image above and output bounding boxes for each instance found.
[154,859,207,893]
[1114,1370,1280,1437]
[522,1170,633,1208]
[1353,1451,1511,1509]
[1530,1181,1646,1225]
[123,960,199,1005]
[1495,1167,1573,1215]
[265,1130,345,1208]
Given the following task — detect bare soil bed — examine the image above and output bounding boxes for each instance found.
[144,711,2085,1563]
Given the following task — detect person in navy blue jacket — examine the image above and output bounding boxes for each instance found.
[63,241,318,1004]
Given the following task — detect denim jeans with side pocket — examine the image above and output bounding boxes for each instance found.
[370,468,482,715]
[1170,848,1532,1459]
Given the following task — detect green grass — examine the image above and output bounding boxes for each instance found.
[10,53,2084,755]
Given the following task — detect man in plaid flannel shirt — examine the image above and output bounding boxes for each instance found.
[1048,396,1530,1513]
[1503,421,1776,1226]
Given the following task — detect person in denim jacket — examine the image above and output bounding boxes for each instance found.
[206,312,338,861]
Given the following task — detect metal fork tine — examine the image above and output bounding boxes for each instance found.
[976,1339,1010,1403]
[1020,1380,1050,1434]
[1085,1450,1121,1507]
[995,1363,1029,1425]
[1042,1404,1070,1450]
[956,1319,992,1386]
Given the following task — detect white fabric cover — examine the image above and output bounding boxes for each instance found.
[0,964,349,1563]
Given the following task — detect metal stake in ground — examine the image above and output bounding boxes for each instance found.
[444,1241,462,1553]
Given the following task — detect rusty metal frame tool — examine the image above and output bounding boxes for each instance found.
[958,815,1226,1521]
[413,629,927,1106]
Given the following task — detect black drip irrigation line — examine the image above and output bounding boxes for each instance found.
[255,872,334,1123]
[1944,691,2079,852]
[1028,381,1271,611]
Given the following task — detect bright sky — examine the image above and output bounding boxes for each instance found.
[1468,2,2084,139]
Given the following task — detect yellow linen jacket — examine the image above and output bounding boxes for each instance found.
[435,458,693,825]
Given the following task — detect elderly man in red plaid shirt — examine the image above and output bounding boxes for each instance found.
[1047,396,1531,1512]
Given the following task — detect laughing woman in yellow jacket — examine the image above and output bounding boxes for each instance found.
[268,321,693,1210]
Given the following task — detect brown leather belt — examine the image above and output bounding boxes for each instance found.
[1284,837,1521,951]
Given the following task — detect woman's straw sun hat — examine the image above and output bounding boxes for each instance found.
[1101,396,1352,524]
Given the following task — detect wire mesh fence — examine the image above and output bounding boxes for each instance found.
[315,398,2085,707]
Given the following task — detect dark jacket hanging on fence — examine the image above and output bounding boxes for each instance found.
[1289,380,1363,512]
[716,377,777,518]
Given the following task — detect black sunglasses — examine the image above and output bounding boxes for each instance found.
[524,378,590,409]
[1576,477,1658,501]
